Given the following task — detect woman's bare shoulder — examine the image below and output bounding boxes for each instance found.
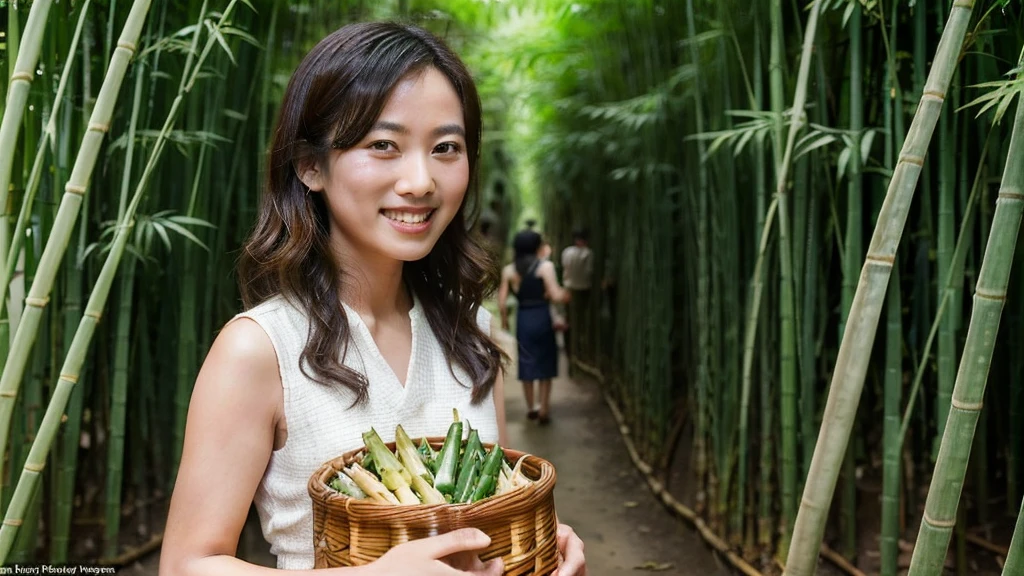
[193,317,281,410]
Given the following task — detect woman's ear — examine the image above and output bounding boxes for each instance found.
[295,158,325,192]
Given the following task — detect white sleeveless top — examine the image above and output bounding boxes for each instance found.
[235,294,498,569]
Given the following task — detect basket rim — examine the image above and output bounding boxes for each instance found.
[308,436,557,513]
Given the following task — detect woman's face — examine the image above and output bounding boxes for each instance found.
[306,67,469,266]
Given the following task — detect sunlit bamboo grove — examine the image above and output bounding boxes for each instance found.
[1,0,1023,574]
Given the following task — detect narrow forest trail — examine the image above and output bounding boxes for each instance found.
[495,329,730,576]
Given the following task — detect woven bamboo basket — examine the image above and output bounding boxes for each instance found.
[308,437,559,575]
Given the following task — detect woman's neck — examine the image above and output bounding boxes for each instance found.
[336,253,411,320]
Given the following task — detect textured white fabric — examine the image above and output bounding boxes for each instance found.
[235,294,497,569]
[560,245,593,290]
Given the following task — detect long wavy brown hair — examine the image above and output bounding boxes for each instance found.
[238,22,503,405]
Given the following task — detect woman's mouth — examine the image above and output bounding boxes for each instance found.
[381,209,435,224]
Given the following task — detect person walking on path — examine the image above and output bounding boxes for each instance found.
[499,230,569,425]
[160,21,585,576]
[560,229,593,370]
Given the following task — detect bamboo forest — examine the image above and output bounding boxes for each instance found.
[1,0,1024,574]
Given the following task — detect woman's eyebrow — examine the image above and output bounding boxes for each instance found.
[369,121,465,139]
[431,124,466,138]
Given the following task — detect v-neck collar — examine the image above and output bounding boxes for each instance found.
[340,293,421,394]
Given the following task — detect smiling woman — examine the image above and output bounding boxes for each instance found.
[158,21,586,576]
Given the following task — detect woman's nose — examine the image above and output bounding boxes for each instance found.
[394,154,434,196]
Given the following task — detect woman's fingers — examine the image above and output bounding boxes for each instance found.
[407,528,492,560]
[551,523,587,576]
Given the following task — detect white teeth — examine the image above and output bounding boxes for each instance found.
[382,210,431,224]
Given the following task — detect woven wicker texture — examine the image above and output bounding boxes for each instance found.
[309,438,559,575]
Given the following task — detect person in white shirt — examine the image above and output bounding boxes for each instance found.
[560,229,593,370]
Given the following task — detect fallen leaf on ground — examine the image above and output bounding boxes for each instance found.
[633,561,674,571]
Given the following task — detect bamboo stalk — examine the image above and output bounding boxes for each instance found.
[103,50,148,560]
[0,0,54,304]
[907,72,1024,576]
[839,5,864,561]
[768,0,824,557]
[784,3,976,574]
[739,195,779,542]
[0,0,154,490]
[0,0,92,312]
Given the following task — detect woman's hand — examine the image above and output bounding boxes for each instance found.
[366,528,503,575]
[552,523,586,576]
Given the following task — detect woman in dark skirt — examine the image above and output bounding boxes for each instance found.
[498,230,570,424]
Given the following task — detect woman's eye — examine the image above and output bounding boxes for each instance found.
[434,142,461,155]
[370,141,395,152]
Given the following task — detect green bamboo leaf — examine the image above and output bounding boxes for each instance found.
[795,132,838,159]
[160,218,211,251]
[204,19,236,64]
[149,221,172,252]
[167,215,216,228]
[219,25,260,47]
[860,129,877,162]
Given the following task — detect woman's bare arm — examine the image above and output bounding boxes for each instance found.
[538,260,570,304]
[497,265,512,330]
[160,317,313,576]
[491,321,509,448]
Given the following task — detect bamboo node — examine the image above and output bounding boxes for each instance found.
[25,296,50,308]
[923,511,957,529]
[998,187,1024,201]
[59,374,79,385]
[10,71,33,83]
[0,391,16,398]
[2,519,22,527]
[951,398,983,412]
[898,154,926,167]
[865,253,896,266]
[24,462,45,473]
[88,122,111,134]
[65,184,87,196]
[116,41,138,53]
[85,310,103,321]
[952,0,974,7]
[922,91,946,103]
[974,288,1005,302]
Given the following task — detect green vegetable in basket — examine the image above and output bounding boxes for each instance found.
[460,428,483,471]
[332,471,368,499]
[453,428,482,497]
[470,445,504,502]
[410,472,446,504]
[453,458,481,503]
[361,450,379,478]
[418,437,437,472]
[362,428,419,505]
[344,463,399,505]
[433,415,463,496]
[395,424,433,483]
